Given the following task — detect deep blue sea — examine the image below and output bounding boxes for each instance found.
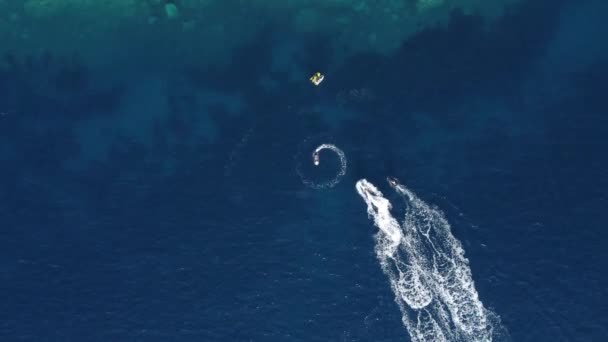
[1,0,607,341]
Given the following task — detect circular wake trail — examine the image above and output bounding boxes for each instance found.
[296,141,347,189]
[357,178,506,342]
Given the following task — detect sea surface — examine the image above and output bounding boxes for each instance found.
[1,0,607,341]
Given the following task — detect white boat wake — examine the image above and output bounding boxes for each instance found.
[356,178,507,342]
[295,136,347,189]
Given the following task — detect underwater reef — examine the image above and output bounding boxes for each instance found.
[0,0,524,68]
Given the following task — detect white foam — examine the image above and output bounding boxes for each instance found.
[356,178,503,342]
[296,140,347,189]
[356,180,433,311]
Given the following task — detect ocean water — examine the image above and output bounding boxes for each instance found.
[1,0,607,341]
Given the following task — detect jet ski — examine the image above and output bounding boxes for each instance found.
[313,152,320,166]
[387,176,399,187]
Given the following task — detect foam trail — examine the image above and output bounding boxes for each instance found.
[355,180,402,246]
[313,144,347,173]
[357,179,503,342]
[356,180,433,310]
[296,142,347,189]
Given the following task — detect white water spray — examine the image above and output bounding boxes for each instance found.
[296,138,347,189]
[356,178,506,342]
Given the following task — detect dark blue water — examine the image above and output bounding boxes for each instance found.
[1,1,607,341]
